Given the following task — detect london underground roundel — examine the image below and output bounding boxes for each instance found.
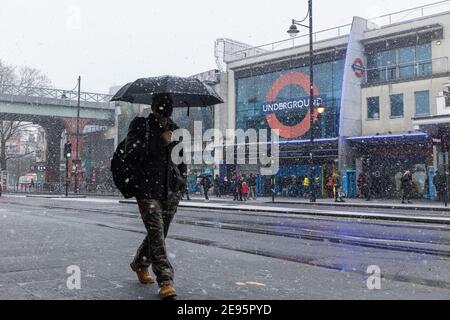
[352,58,365,78]
[264,72,319,139]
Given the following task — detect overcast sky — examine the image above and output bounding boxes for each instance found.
[0,0,443,93]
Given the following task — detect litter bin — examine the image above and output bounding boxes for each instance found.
[342,169,356,198]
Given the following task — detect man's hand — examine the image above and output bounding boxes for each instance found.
[161,130,173,146]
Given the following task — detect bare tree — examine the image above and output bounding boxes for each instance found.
[0,59,51,171]
[16,66,51,89]
[0,59,15,91]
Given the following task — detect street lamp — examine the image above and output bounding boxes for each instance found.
[317,104,325,115]
[271,159,276,203]
[287,0,316,202]
[64,141,72,197]
[75,76,81,194]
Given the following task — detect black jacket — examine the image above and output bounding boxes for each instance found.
[124,114,186,200]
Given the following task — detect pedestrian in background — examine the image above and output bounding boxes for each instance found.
[214,174,222,198]
[333,172,345,202]
[241,182,249,201]
[248,173,257,200]
[200,176,211,202]
[358,172,371,201]
[401,170,413,204]
[238,176,244,201]
[326,175,334,198]
[233,175,240,201]
[181,186,190,201]
[433,171,446,203]
[310,176,319,203]
[296,176,304,198]
[303,175,310,199]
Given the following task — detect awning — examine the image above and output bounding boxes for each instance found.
[346,132,428,144]
[212,137,338,148]
[277,137,338,146]
[412,114,450,126]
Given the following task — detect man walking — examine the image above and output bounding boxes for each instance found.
[125,94,186,299]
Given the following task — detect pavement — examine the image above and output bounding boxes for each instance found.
[200,195,450,211]
[119,195,450,225]
[9,190,450,212]
[1,194,450,300]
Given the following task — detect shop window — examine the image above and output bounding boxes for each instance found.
[414,91,430,116]
[390,94,404,118]
[367,97,380,119]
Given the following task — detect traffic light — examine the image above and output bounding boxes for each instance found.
[64,142,72,159]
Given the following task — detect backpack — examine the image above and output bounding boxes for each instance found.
[111,118,149,199]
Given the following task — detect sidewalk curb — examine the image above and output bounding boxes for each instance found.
[271,200,450,213]
[26,195,87,199]
[119,200,450,225]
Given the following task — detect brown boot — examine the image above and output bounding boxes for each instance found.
[130,262,155,284]
[159,283,177,299]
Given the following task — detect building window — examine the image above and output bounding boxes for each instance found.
[398,46,415,79]
[366,43,432,84]
[390,94,404,118]
[367,97,380,119]
[414,91,430,116]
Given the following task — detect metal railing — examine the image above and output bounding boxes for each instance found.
[0,84,113,108]
[221,0,450,63]
[222,23,352,63]
[364,57,448,84]
[366,0,450,28]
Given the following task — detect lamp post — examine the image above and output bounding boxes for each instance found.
[271,159,276,203]
[75,76,81,194]
[287,0,317,201]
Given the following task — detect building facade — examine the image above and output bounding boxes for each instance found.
[217,1,450,198]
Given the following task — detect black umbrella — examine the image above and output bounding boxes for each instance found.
[110,75,223,115]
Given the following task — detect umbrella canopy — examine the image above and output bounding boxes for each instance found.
[110,75,223,109]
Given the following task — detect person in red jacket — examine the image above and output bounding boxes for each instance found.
[241,182,249,201]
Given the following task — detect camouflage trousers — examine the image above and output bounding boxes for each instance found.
[134,193,180,286]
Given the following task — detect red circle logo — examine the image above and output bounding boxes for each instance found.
[265,72,319,139]
[352,58,365,78]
